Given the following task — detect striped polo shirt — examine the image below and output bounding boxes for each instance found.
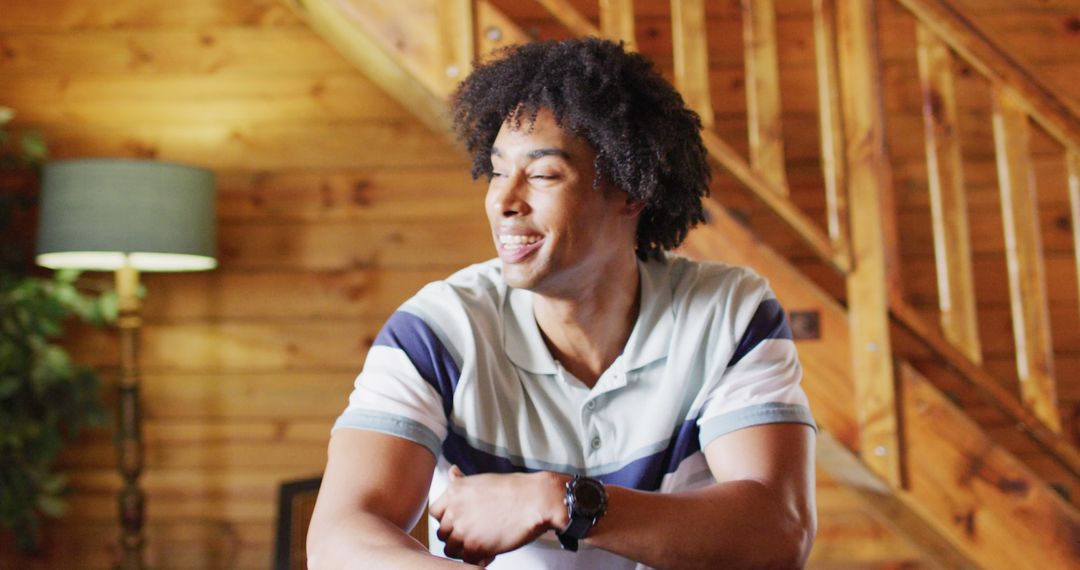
[334,254,816,569]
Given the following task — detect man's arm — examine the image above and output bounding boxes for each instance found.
[432,422,816,569]
[306,429,479,569]
[581,422,816,569]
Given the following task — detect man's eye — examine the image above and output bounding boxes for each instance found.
[491,171,504,178]
[530,174,556,180]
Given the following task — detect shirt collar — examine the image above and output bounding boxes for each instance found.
[501,256,675,375]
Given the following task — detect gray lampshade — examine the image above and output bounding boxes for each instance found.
[36,158,217,272]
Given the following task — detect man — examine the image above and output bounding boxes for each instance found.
[307,38,817,569]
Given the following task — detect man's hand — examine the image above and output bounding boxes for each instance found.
[429,466,568,565]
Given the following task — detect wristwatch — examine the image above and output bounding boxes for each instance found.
[556,475,607,552]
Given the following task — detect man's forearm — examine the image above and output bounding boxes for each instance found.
[578,480,814,569]
[307,511,477,570]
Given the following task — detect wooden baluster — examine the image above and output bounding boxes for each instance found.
[836,0,902,485]
[741,0,788,193]
[671,0,714,129]
[1070,151,1080,328]
[991,86,1062,433]
[916,24,982,364]
[811,0,850,267]
[600,0,636,51]
[439,0,475,93]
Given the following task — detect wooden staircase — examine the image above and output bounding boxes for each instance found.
[283,0,1080,567]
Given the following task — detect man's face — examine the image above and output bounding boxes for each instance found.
[485,108,637,295]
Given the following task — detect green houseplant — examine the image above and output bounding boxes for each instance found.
[0,106,118,551]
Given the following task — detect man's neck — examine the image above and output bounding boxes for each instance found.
[532,255,641,389]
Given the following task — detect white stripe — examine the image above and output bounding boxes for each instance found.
[340,345,448,442]
[699,338,805,421]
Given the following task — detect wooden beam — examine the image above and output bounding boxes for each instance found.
[894,0,1080,154]
[741,0,789,194]
[599,0,636,51]
[476,0,531,61]
[700,130,848,274]
[991,85,1062,433]
[281,0,450,134]
[816,432,979,570]
[533,0,600,37]
[889,301,1080,480]
[438,0,475,93]
[896,362,1080,570]
[811,0,850,268]
[916,24,982,364]
[671,0,714,128]
[835,0,902,485]
[1069,151,1080,332]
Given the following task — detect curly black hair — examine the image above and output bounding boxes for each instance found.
[450,37,710,260]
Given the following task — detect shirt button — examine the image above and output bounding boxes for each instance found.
[591,436,602,450]
[586,400,596,410]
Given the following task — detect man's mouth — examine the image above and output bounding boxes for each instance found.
[496,233,544,262]
[498,234,542,247]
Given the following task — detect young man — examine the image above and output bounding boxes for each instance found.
[307,38,817,569]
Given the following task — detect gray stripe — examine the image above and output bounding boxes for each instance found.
[699,402,817,446]
[333,410,443,458]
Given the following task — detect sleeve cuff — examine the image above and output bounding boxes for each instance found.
[332,409,443,459]
[699,402,817,447]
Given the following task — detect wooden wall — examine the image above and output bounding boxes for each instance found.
[0,0,1077,568]
[0,1,488,567]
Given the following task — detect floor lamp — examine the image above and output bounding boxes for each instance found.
[34,158,217,570]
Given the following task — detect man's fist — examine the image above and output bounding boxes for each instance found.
[429,466,568,566]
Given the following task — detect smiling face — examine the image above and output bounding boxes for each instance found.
[486,108,640,296]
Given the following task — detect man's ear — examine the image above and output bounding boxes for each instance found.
[624,197,646,217]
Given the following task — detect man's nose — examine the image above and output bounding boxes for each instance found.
[492,174,529,217]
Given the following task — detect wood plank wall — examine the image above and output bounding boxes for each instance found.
[0,0,1077,568]
[0,1,489,567]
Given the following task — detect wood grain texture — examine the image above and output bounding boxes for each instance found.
[836,0,902,484]
[670,0,714,128]
[896,362,1080,570]
[533,0,599,37]
[812,0,850,266]
[742,0,789,194]
[282,0,452,132]
[1069,151,1080,328]
[599,0,636,50]
[3,0,1080,568]
[895,0,1080,152]
[916,24,982,364]
[992,86,1062,433]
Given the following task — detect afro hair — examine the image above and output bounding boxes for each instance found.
[450,37,711,260]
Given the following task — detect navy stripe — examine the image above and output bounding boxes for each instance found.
[443,431,535,476]
[595,420,700,490]
[729,298,792,367]
[443,420,701,491]
[372,311,461,418]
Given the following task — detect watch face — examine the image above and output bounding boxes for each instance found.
[573,480,606,516]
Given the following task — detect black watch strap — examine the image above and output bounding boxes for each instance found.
[556,476,607,552]
[557,516,594,551]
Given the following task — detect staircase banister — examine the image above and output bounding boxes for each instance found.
[895,0,1080,153]
[889,299,1080,481]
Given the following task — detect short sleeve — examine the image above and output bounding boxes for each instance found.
[333,310,458,458]
[697,297,817,448]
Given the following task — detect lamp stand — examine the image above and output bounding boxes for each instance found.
[115,262,146,570]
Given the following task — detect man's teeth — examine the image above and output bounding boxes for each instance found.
[499,234,541,245]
